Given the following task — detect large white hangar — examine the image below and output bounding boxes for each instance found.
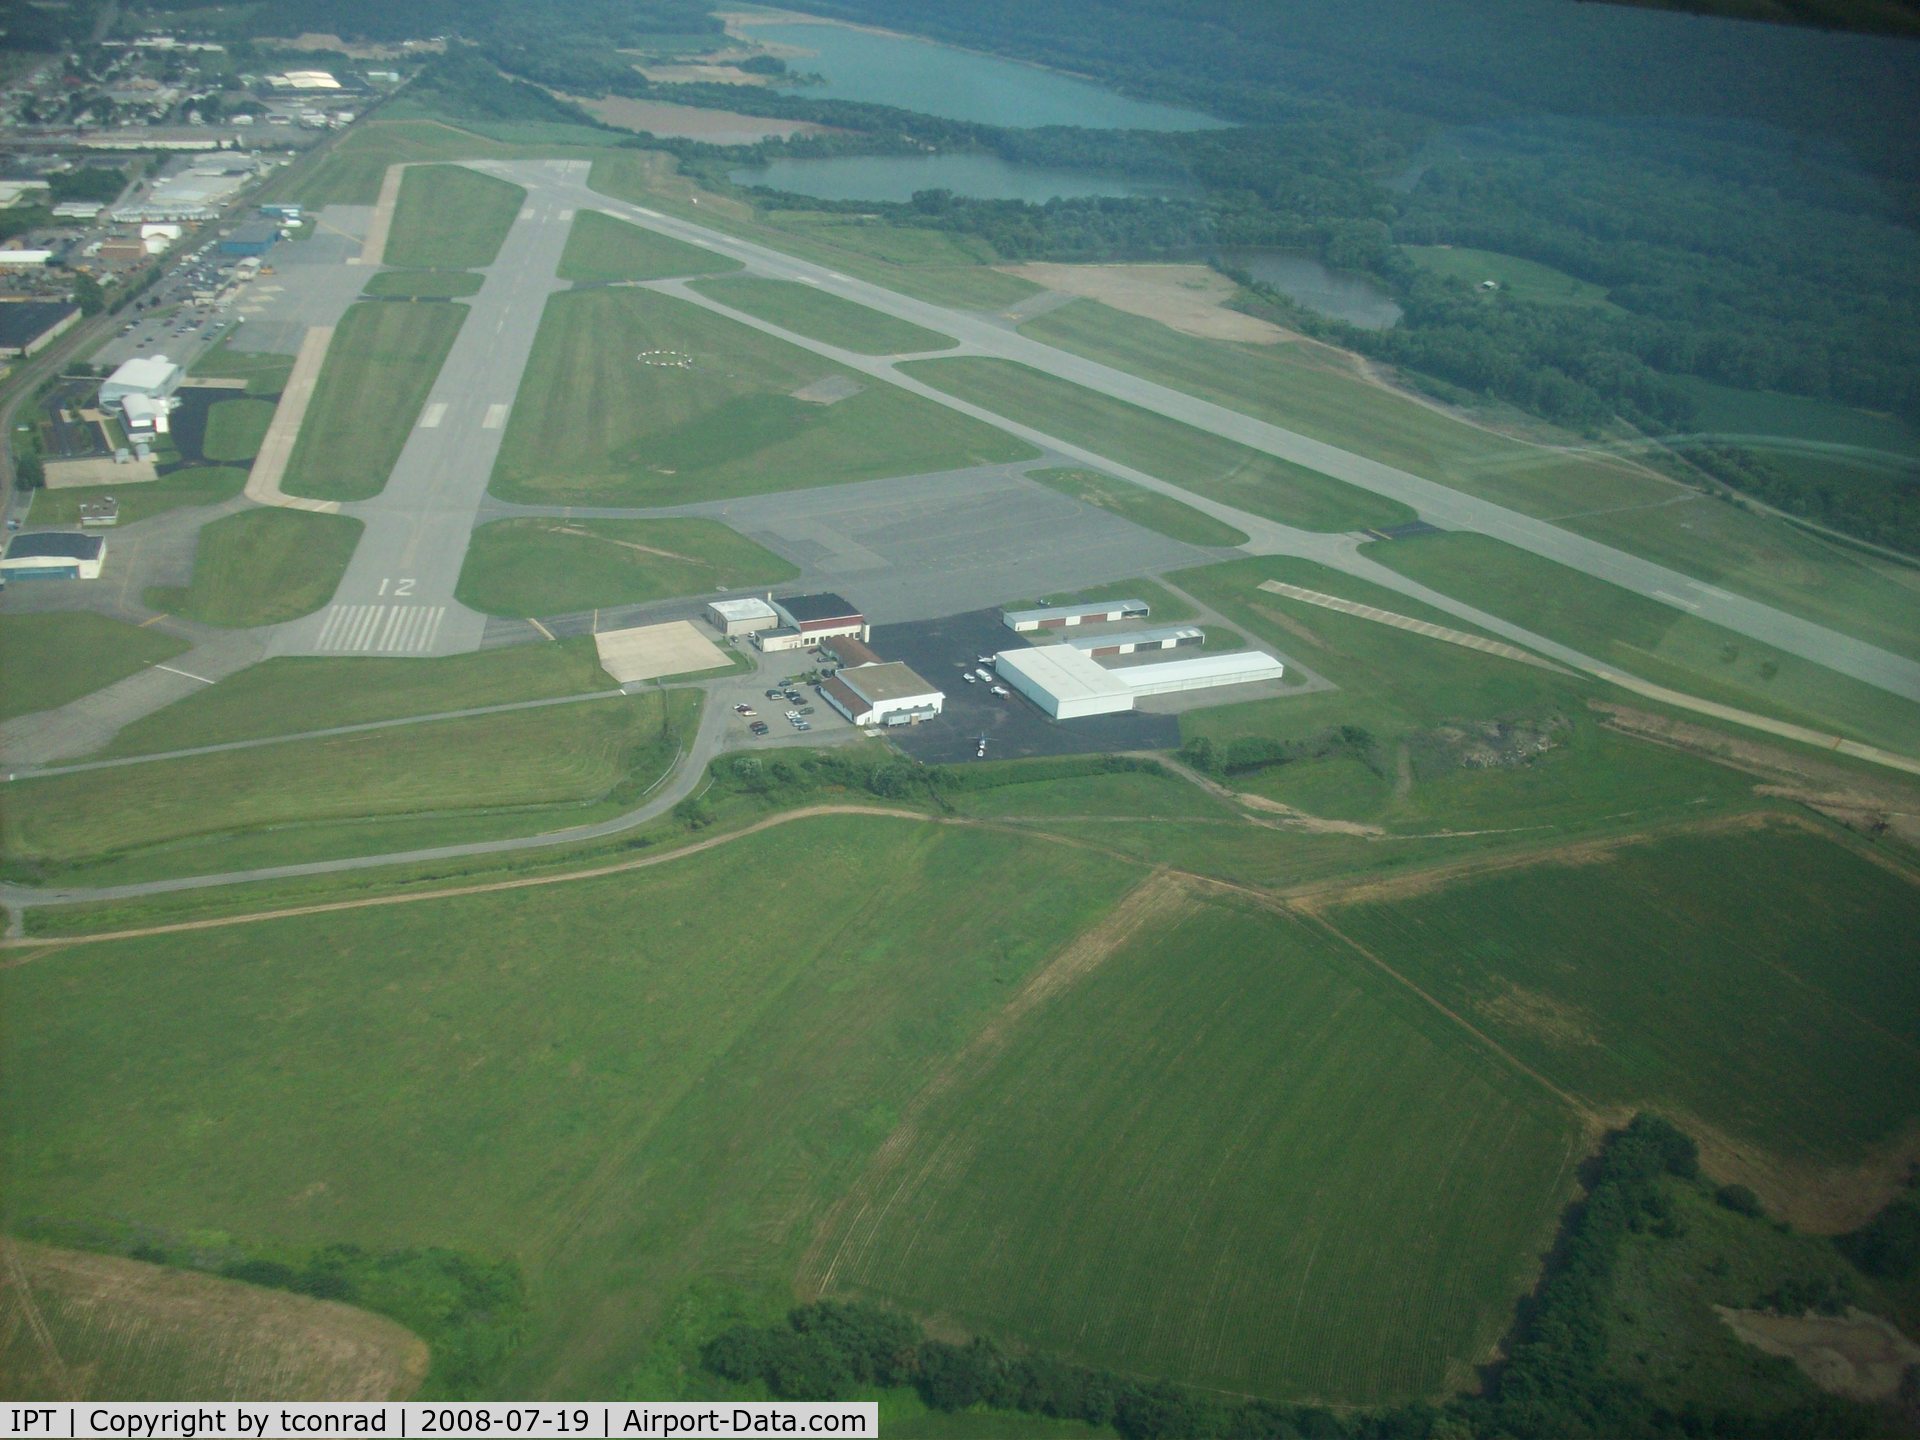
[995,644,1285,720]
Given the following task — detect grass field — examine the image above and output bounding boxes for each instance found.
[23,466,245,528]
[0,1241,427,1402]
[384,165,526,271]
[1028,466,1249,546]
[1672,375,1920,459]
[901,356,1414,532]
[811,879,1581,1404]
[491,288,1034,507]
[96,638,614,758]
[455,518,796,618]
[200,397,275,463]
[1403,245,1615,309]
[1366,532,1920,756]
[690,276,956,355]
[0,613,188,722]
[557,209,740,283]
[0,816,1144,1397]
[146,509,362,628]
[362,271,484,299]
[190,334,293,396]
[2,691,687,885]
[1322,823,1920,1182]
[1019,302,1920,659]
[280,302,466,502]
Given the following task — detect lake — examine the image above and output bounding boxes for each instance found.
[730,153,1199,204]
[1214,248,1403,330]
[742,21,1225,131]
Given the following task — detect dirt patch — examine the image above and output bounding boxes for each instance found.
[547,525,699,564]
[998,262,1297,345]
[1409,713,1571,780]
[798,870,1193,1296]
[792,375,862,405]
[1686,1117,1920,1235]
[1475,982,1600,1049]
[636,62,783,87]
[1250,601,1337,655]
[0,1239,428,1401]
[1717,1305,1920,1401]
[558,93,826,143]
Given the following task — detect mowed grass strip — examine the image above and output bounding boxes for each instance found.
[97,638,614,758]
[0,1241,427,1402]
[1322,823,1920,1176]
[1367,532,1920,756]
[456,518,797,617]
[491,288,1034,507]
[363,270,484,299]
[901,355,1412,533]
[201,397,276,462]
[1,692,679,882]
[0,816,1143,1397]
[384,165,526,270]
[146,509,362,628]
[1029,466,1248,546]
[190,334,293,397]
[813,881,1581,1405]
[281,301,466,502]
[0,613,189,722]
[23,466,245,529]
[690,276,955,355]
[558,209,740,282]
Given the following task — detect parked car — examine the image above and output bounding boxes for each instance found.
[750,721,770,736]
[733,703,752,714]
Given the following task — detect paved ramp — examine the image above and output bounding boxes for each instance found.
[244,326,341,514]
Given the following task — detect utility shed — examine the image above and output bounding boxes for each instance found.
[1003,598,1150,633]
[705,596,779,636]
[820,661,944,727]
[1115,651,1285,696]
[993,645,1133,719]
[1068,625,1203,657]
[3,531,106,580]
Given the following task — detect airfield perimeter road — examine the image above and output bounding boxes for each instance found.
[544,172,1920,706]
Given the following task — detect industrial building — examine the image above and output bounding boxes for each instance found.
[994,644,1284,720]
[0,301,80,357]
[704,596,780,636]
[1066,625,1203,657]
[218,221,279,257]
[754,592,869,653]
[99,354,182,434]
[1003,597,1150,633]
[820,662,945,727]
[0,250,53,269]
[2,531,106,581]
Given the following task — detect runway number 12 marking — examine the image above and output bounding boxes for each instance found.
[378,578,416,597]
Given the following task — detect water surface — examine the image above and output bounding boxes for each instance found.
[1215,247,1402,330]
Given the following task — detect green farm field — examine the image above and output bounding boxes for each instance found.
[1672,375,1920,459]
[491,288,1033,507]
[281,301,467,502]
[383,165,526,270]
[1020,302,1920,659]
[0,817,1145,1397]
[557,209,739,283]
[201,397,275,463]
[362,271,484,298]
[95,639,614,758]
[456,518,796,617]
[901,355,1414,532]
[23,466,245,529]
[1321,821,1920,1212]
[1403,245,1615,308]
[1367,532,1920,755]
[191,335,293,397]
[1,691,691,886]
[0,613,188,722]
[690,276,956,355]
[1028,467,1249,546]
[810,878,1582,1404]
[146,509,362,628]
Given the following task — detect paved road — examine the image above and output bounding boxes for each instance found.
[548,174,1920,705]
[272,159,588,659]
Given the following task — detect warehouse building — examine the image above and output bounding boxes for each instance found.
[1066,625,1203,657]
[1003,597,1150,633]
[705,596,780,636]
[820,662,945,727]
[0,301,80,358]
[995,644,1284,720]
[2,531,106,581]
[218,221,279,258]
[754,592,869,653]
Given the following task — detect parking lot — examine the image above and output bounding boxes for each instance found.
[866,610,1181,765]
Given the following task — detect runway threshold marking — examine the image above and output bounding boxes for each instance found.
[418,402,447,429]
[313,604,448,654]
[482,404,510,429]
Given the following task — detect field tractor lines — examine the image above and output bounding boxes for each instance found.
[799,869,1190,1297]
